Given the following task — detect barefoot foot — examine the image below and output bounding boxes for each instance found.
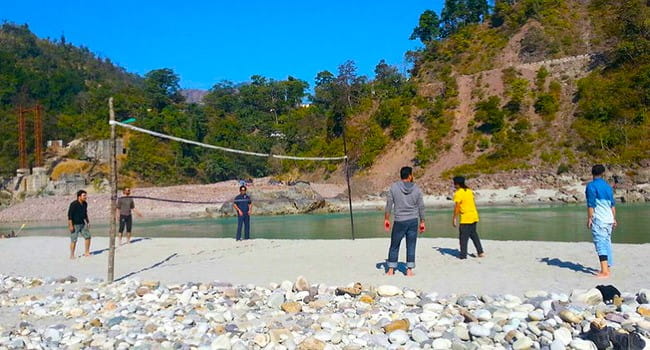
[595,272,610,278]
[386,268,394,276]
[406,269,414,277]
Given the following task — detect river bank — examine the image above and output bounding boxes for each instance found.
[0,177,648,223]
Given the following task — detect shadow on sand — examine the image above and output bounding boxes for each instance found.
[432,246,478,259]
[115,253,178,281]
[375,261,410,275]
[89,237,151,256]
[539,257,598,275]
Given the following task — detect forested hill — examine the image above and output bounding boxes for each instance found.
[0,23,143,172]
[0,0,648,192]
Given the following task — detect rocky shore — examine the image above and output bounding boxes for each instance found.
[1,274,648,349]
[2,168,650,224]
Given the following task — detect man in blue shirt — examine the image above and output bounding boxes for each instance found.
[585,164,617,278]
[233,185,252,241]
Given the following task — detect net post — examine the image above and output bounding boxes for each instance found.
[342,129,355,240]
[108,97,117,283]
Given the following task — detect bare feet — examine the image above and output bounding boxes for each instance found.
[69,255,75,260]
[406,268,414,277]
[83,252,91,257]
[478,253,486,258]
[386,268,394,276]
[595,272,610,278]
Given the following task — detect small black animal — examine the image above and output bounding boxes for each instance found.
[595,285,621,304]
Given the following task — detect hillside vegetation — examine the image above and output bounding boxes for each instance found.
[0,0,648,191]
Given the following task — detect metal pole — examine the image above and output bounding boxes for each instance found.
[34,105,43,167]
[108,97,117,282]
[18,106,27,170]
[341,122,355,240]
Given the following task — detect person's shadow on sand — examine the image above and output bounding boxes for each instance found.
[539,257,598,275]
[89,237,151,256]
[376,261,410,275]
[432,246,478,259]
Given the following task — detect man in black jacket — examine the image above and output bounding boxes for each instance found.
[68,190,91,259]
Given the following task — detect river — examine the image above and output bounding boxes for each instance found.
[2,203,648,243]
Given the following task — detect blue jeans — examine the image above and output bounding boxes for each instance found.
[236,215,250,240]
[591,218,613,266]
[387,218,418,269]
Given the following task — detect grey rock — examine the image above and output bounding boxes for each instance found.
[412,328,429,343]
[469,325,491,337]
[107,316,127,327]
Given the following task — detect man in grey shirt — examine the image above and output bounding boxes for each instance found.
[116,187,142,245]
[383,166,426,276]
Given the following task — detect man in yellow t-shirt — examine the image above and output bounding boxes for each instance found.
[452,176,485,259]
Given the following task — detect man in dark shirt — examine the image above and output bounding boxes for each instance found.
[233,185,252,241]
[67,190,91,259]
[116,187,142,245]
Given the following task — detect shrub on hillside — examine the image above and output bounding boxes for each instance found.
[475,96,506,133]
[534,94,560,117]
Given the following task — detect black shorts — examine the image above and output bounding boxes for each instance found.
[119,215,132,233]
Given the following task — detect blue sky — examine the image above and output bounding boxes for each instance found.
[2,1,444,90]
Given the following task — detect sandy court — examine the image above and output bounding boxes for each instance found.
[1,237,647,296]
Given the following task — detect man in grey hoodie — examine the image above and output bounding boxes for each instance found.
[384,166,426,276]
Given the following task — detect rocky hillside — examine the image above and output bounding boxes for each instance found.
[352,0,650,195]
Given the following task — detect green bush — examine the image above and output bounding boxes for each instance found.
[557,163,570,174]
[475,96,505,133]
[534,94,560,116]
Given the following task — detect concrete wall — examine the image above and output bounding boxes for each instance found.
[83,139,124,162]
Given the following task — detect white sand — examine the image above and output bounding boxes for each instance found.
[1,237,647,296]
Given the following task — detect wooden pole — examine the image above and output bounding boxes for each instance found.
[108,97,117,282]
[341,121,355,240]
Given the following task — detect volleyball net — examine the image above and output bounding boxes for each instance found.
[108,120,355,238]
[109,120,347,161]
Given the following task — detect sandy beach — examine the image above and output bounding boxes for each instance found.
[1,237,649,349]
[1,237,647,296]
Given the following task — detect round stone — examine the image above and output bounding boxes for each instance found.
[388,330,409,345]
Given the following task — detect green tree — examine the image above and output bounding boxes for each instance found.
[441,0,489,37]
[410,10,441,44]
[373,60,406,98]
[144,68,184,111]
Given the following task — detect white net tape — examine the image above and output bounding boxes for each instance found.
[109,120,347,161]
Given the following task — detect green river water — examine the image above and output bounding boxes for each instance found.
[2,203,648,243]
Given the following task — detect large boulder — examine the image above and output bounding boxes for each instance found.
[215,183,330,216]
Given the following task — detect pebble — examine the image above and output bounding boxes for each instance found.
[469,324,491,337]
[412,328,429,343]
[553,327,572,346]
[0,274,649,350]
[528,310,544,321]
[570,338,597,350]
[432,338,452,349]
[512,336,533,349]
[377,285,402,297]
[550,338,566,350]
[388,329,409,345]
